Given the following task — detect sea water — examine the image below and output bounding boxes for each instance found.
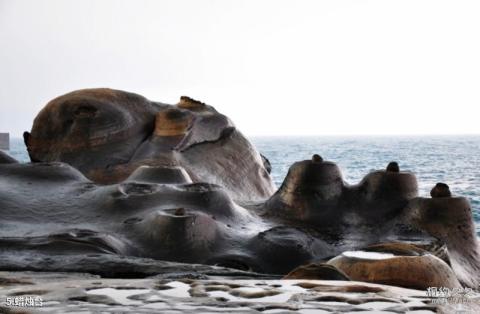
[7,136,480,234]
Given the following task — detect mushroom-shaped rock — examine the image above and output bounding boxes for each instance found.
[284,263,350,280]
[24,88,275,202]
[430,182,452,198]
[126,166,192,185]
[130,208,220,263]
[358,163,418,202]
[312,154,323,163]
[327,250,461,290]
[264,160,424,229]
[406,195,480,288]
[264,156,343,221]
[386,161,400,172]
[348,163,418,221]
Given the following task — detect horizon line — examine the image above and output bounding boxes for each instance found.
[246,133,480,137]
[5,133,480,140]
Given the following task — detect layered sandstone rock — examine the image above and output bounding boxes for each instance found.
[24,88,275,202]
[405,185,480,288]
[327,249,461,290]
[0,88,477,294]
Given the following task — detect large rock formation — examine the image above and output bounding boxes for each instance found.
[23,88,275,202]
[0,88,478,294]
[264,158,418,226]
[0,161,330,274]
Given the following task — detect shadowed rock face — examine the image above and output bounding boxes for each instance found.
[405,193,480,288]
[1,156,478,288]
[24,88,275,202]
[263,156,480,287]
[1,88,479,290]
[0,151,18,164]
[0,162,330,275]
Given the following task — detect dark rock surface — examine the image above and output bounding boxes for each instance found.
[23,88,275,202]
[1,88,479,305]
[0,253,274,279]
[0,150,18,164]
[430,182,452,198]
[406,196,480,288]
[2,151,478,288]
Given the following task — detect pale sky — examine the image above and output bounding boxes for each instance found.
[1,0,479,137]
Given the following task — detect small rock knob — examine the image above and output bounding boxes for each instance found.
[177,96,207,111]
[386,162,400,172]
[430,183,451,198]
[174,207,186,216]
[312,154,323,163]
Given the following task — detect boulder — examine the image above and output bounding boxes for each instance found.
[24,88,275,202]
[327,250,461,290]
[0,89,478,287]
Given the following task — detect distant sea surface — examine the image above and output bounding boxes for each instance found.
[8,136,480,235]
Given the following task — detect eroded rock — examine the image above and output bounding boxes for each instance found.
[406,194,480,288]
[0,89,478,294]
[327,250,461,290]
[24,88,275,202]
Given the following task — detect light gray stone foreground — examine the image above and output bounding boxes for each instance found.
[1,271,479,314]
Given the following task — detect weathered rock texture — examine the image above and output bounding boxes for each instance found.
[0,88,478,294]
[24,88,275,202]
[5,271,475,314]
[328,251,461,290]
